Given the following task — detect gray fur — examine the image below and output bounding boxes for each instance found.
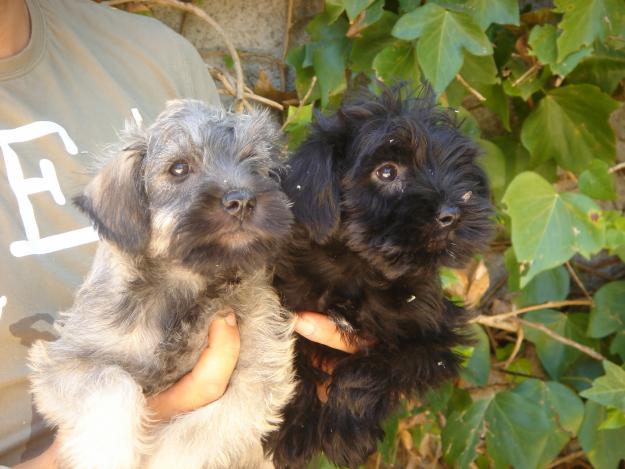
[28,100,295,469]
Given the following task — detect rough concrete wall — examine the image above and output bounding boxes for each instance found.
[152,1,323,93]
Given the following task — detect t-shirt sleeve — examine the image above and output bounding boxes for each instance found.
[174,34,222,108]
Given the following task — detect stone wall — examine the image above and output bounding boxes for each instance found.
[152,1,323,96]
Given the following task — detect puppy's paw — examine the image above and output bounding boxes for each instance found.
[270,385,322,469]
[317,404,383,468]
[328,357,393,418]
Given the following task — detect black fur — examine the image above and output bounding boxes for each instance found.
[269,85,493,468]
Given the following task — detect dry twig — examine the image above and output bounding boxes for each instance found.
[455,74,486,102]
[503,323,524,369]
[281,0,294,91]
[566,261,592,300]
[518,318,606,361]
[512,62,542,87]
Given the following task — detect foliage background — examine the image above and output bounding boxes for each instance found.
[116,0,625,467]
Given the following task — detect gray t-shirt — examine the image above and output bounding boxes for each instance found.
[0,0,220,464]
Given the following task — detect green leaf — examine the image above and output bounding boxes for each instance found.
[555,0,625,62]
[286,46,321,103]
[516,380,584,436]
[485,379,582,469]
[460,324,491,386]
[304,15,351,106]
[599,408,625,430]
[569,45,625,94]
[285,104,313,150]
[520,84,619,174]
[350,11,398,72]
[502,58,550,100]
[610,331,625,362]
[581,361,625,413]
[460,53,499,85]
[372,41,420,83]
[476,139,506,201]
[528,24,593,77]
[486,384,557,469]
[524,310,597,380]
[579,160,617,201]
[503,172,605,287]
[392,3,492,92]
[578,401,625,469]
[588,281,625,338]
[443,397,492,468]
[518,266,570,307]
[343,0,375,20]
[464,0,520,29]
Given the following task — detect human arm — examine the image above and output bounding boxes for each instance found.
[13,311,240,469]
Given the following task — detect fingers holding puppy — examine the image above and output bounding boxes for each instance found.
[148,309,240,421]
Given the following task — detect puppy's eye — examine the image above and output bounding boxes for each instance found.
[169,162,189,177]
[375,163,399,182]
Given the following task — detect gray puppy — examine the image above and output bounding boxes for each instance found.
[29,100,295,469]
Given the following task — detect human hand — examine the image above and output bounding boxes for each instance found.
[294,311,361,353]
[294,311,372,402]
[147,309,240,421]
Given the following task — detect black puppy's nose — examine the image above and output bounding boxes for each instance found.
[222,190,256,217]
[437,205,459,228]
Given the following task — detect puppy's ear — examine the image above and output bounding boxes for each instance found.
[284,112,347,243]
[74,135,149,254]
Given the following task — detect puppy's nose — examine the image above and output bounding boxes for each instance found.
[437,205,459,228]
[222,190,256,217]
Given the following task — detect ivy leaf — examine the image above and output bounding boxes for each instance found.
[285,104,313,150]
[578,401,625,469]
[528,24,593,77]
[569,45,625,94]
[599,408,625,430]
[392,3,492,92]
[459,324,490,387]
[460,53,499,85]
[611,331,625,362]
[486,380,568,469]
[350,11,398,72]
[520,381,582,460]
[555,0,625,62]
[524,310,597,380]
[502,57,550,100]
[442,397,492,468]
[342,0,375,20]
[286,46,321,103]
[588,281,625,338]
[464,0,520,29]
[503,172,605,287]
[518,266,570,307]
[579,160,617,201]
[581,361,625,413]
[305,15,351,106]
[372,41,420,83]
[477,139,506,201]
[521,84,619,174]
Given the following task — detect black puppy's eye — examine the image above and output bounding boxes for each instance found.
[169,162,189,177]
[375,163,399,182]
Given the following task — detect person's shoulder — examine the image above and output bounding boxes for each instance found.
[41,0,190,52]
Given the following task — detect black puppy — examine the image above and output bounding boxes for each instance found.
[269,86,493,468]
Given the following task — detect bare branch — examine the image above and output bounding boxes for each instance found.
[472,299,593,325]
[503,323,524,369]
[512,62,541,87]
[566,261,592,301]
[455,74,486,102]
